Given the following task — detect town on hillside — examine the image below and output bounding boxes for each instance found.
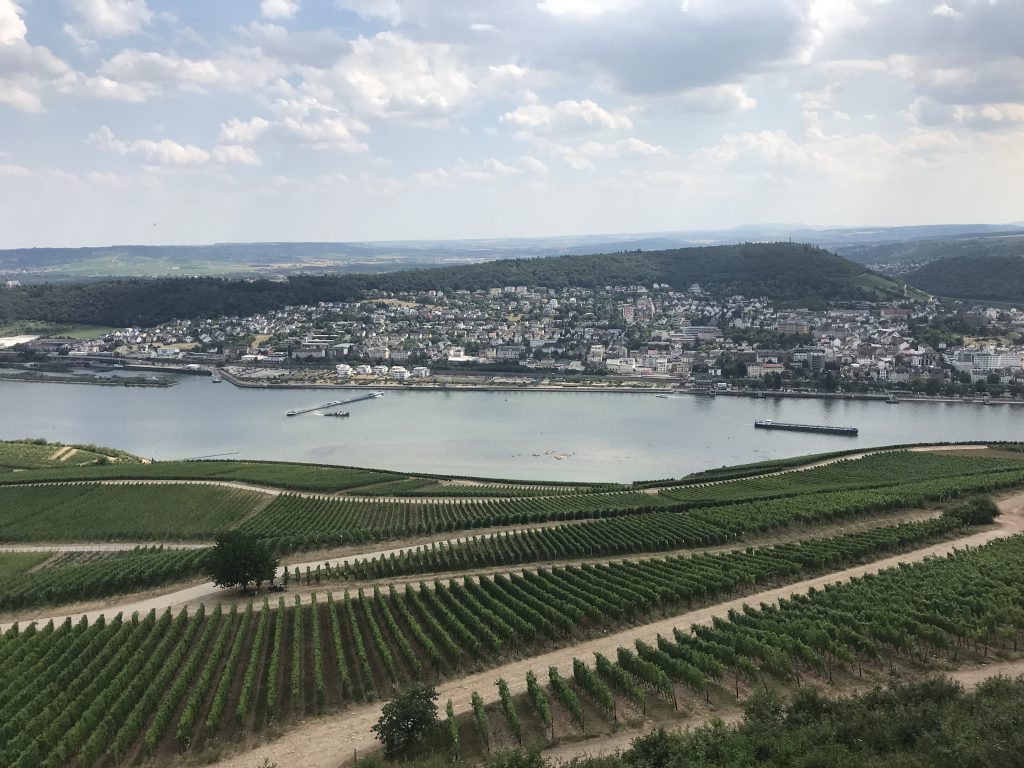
[4,283,1024,399]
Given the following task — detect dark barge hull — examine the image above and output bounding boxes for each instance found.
[754,420,858,436]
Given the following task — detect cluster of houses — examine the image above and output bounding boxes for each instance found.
[334,364,431,380]
[6,282,1024,393]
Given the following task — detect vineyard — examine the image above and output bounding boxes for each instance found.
[0,547,209,611]
[240,489,670,547]
[0,517,980,766]
[657,450,1024,506]
[0,551,51,578]
[294,470,1024,577]
[0,440,140,470]
[3,440,1024,767]
[0,484,262,542]
[443,533,1024,754]
[0,460,403,492]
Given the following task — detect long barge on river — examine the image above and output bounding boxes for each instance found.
[754,419,858,436]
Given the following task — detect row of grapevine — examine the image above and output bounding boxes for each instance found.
[240,489,672,548]
[506,534,1024,745]
[658,451,1024,506]
[0,546,209,611]
[0,518,992,765]
[329,473,1021,578]
[0,483,259,541]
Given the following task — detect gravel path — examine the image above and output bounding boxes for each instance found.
[0,542,209,553]
[201,488,1024,768]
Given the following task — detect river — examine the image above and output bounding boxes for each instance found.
[1,374,1021,482]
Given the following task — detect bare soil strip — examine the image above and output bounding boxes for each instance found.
[199,490,1024,768]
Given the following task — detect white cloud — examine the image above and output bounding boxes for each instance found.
[86,125,210,165]
[272,95,369,151]
[0,0,26,44]
[326,32,475,121]
[537,0,641,19]
[211,144,262,165]
[0,82,43,112]
[414,157,535,185]
[470,22,497,32]
[696,130,823,173]
[261,0,300,20]
[578,137,668,158]
[219,116,270,143]
[501,98,633,132]
[931,4,961,19]
[57,72,148,102]
[334,0,402,25]
[0,4,73,113]
[67,0,152,37]
[99,47,286,97]
[518,155,548,173]
[677,84,757,113]
[0,162,29,176]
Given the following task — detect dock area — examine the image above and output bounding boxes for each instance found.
[754,419,858,436]
[286,391,383,416]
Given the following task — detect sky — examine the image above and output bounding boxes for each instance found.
[0,0,1022,248]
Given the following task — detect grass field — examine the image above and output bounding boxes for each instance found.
[0,440,140,470]
[0,484,262,541]
[0,551,51,578]
[0,459,404,492]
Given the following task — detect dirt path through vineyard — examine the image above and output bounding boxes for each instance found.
[205,488,1024,768]
[540,657,1024,764]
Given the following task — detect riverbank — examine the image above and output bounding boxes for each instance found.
[0,371,175,387]
[216,368,1024,406]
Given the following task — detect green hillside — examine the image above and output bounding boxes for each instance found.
[906,254,1024,302]
[0,243,904,327]
[841,230,1024,269]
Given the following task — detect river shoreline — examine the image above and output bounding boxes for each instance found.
[214,368,1024,407]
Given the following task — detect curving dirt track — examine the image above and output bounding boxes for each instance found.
[201,489,1024,768]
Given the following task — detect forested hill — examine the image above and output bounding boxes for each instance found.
[906,254,1024,302]
[0,243,903,327]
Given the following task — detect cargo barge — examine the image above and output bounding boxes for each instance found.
[754,420,858,436]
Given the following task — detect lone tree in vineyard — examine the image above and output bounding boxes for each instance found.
[372,685,439,757]
[204,531,278,592]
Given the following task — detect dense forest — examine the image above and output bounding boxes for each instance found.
[906,254,1024,302]
[0,243,903,328]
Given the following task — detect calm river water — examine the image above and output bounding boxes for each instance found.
[1,374,1022,482]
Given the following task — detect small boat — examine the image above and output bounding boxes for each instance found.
[324,411,350,418]
[211,373,222,383]
[285,410,299,417]
[886,394,898,404]
[656,394,670,399]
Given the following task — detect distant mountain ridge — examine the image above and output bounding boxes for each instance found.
[0,242,904,328]
[2,223,1019,282]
